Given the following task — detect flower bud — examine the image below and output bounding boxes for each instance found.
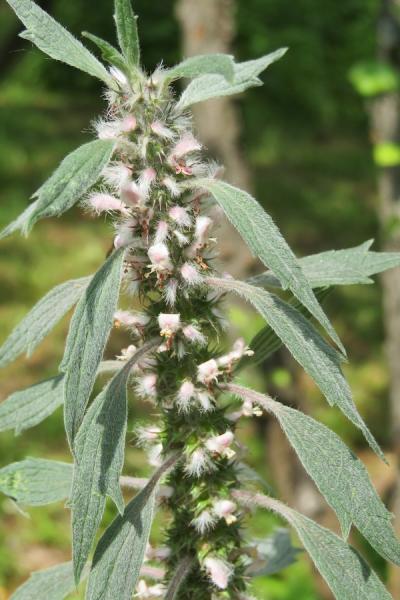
[204,557,232,590]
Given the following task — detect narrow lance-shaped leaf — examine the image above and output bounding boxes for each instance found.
[10,562,80,600]
[114,0,140,68]
[209,277,383,459]
[227,384,400,564]
[71,340,158,583]
[165,54,235,83]
[82,31,127,72]
[250,239,400,289]
[177,48,288,109]
[5,0,114,86]
[0,376,64,435]
[238,288,331,370]
[61,248,125,446]
[247,528,302,577]
[0,140,114,240]
[86,454,180,600]
[194,179,344,354]
[235,491,392,600]
[0,277,91,368]
[0,458,72,506]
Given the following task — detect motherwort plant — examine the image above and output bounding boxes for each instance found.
[2,1,400,599]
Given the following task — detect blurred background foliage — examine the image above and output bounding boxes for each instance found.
[0,0,396,598]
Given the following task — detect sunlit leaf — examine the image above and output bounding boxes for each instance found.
[210,277,383,459]
[0,376,64,435]
[195,179,344,353]
[227,384,399,564]
[5,0,114,86]
[0,458,72,506]
[0,277,91,368]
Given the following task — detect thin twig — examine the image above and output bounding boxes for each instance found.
[165,556,194,600]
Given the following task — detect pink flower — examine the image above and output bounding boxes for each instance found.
[96,119,122,140]
[204,557,232,590]
[103,164,132,190]
[197,391,213,412]
[164,279,178,306]
[88,193,130,216]
[148,243,172,271]
[205,431,235,457]
[169,206,191,227]
[162,177,181,197]
[154,221,169,244]
[195,216,213,245]
[180,262,203,286]
[139,168,157,197]
[177,380,196,411]
[197,359,219,385]
[191,510,217,534]
[183,324,206,346]
[212,499,237,525]
[169,134,201,160]
[114,310,150,332]
[122,181,145,208]
[121,115,137,132]
[151,121,175,139]
[136,373,157,399]
[185,448,215,477]
[158,313,181,336]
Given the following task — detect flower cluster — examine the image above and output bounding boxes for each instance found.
[86,65,257,597]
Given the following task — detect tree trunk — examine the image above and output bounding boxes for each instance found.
[369,1,400,595]
[175,0,254,278]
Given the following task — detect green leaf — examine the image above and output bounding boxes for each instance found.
[238,288,331,369]
[10,561,80,600]
[5,0,114,86]
[196,179,344,354]
[165,54,235,83]
[0,140,114,240]
[0,376,64,435]
[114,0,140,69]
[82,31,127,72]
[86,478,158,599]
[227,384,400,565]
[177,48,287,109]
[0,277,91,368]
[60,249,125,446]
[0,458,72,506]
[250,240,400,289]
[249,529,301,576]
[86,455,178,600]
[71,342,157,583]
[210,277,383,459]
[240,492,392,600]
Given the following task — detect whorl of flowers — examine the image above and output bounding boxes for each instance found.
[87,65,253,596]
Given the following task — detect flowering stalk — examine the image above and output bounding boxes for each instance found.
[94,63,257,597]
[2,2,400,600]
